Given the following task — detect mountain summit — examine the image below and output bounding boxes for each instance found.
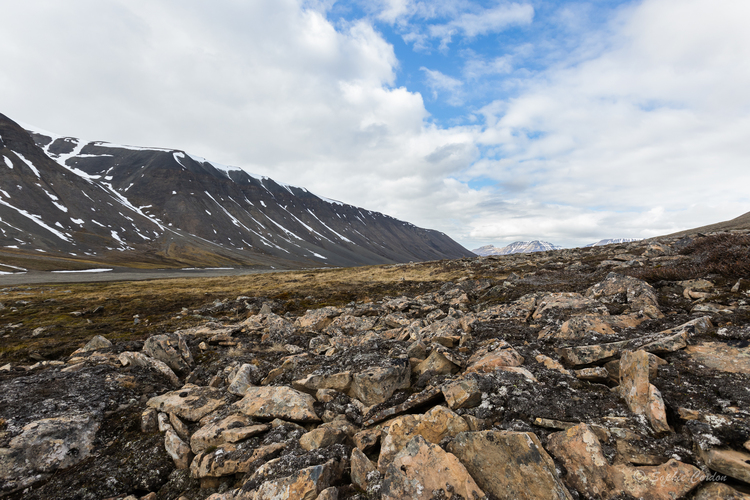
[0,113,471,269]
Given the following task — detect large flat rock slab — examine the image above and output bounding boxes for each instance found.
[147,385,228,422]
[232,386,320,422]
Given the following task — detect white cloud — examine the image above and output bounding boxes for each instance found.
[420,67,464,104]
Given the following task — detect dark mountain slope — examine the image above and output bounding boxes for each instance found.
[0,113,472,269]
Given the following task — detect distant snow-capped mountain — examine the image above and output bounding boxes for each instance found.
[472,241,562,256]
[585,238,641,247]
[0,112,472,269]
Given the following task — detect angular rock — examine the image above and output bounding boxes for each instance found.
[465,340,524,373]
[619,350,670,433]
[556,341,628,367]
[295,307,341,330]
[80,335,112,352]
[120,351,181,386]
[692,482,750,500]
[362,386,443,427]
[442,378,482,409]
[547,424,701,500]
[532,292,608,322]
[348,360,410,406]
[293,372,352,395]
[141,408,158,433]
[586,273,663,318]
[300,427,348,451]
[233,386,321,422]
[701,448,750,484]
[686,342,750,374]
[381,436,484,500]
[143,333,193,377]
[350,447,380,494]
[190,414,256,453]
[165,428,193,469]
[575,367,609,382]
[448,430,572,500]
[227,364,262,396]
[191,442,285,479]
[4,413,100,476]
[377,406,468,470]
[147,385,228,422]
[253,459,340,500]
[414,349,459,377]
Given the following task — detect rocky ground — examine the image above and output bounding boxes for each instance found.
[1,232,750,499]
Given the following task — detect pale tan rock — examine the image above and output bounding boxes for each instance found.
[647,384,670,434]
[611,427,668,466]
[692,481,750,500]
[442,378,482,409]
[80,335,112,352]
[350,447,380,494]
[143,333,193,376]
[227,363,261,396]
[299,427,348,451]
[614,459,702,499]
[532,292,608,322]
[547,424,702,500]
[292,372,352,395]
[191,442,285,478]
[348,361,410,406]
[377,406,468,471]
[233,386,320,422]
[223,424,271,444]
[353,428,381,453]
[448,430,572,500]
[701,448,750,484]
[5,413,100,476]
[465,341,524,373]
[620,350,651,417]
[575,367,609,382]
[546,424,614,497]
[253,459,340,500]
[158,412,172,433]
[169,412,190,441]
[686,342,750,374]
[147,385,227,422]
[295,307,341,330]
[120,351,181,386]
[315,487,338,500]
[556,341,628,367]
[381,436,484,500]
[190,414,251,453]
[586,273,663,318]
[414,349,459,377]
[165,428,192,469]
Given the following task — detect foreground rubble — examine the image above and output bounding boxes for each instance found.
[1,233,750,499]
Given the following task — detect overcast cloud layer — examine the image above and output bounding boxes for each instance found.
[1,0,748,249]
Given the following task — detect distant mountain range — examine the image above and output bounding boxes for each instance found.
[472,241,562,256]
[585,238,641,247]
[0,113,472,270]
[473,238,646,256]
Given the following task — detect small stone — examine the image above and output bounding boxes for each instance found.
[350,447,379,493]
[147,385,227,422]
[299,427,348,451]
[348,360,411,406]
[575,367,609,382]
[414,349,459,377]
[141,408,158,433]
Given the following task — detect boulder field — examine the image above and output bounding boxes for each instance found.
[1,233,750,499]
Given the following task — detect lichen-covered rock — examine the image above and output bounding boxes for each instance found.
[252,458,341,500]
[143,333,194,377]
[348,360,410,406]
[381,436,484,500]
[442,377,482,409]
[233,386,320,422]
[448,430,572,500]
[147,384,228,422]
[164,428,192,469]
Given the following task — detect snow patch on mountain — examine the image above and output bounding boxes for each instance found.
[473,241,562,256]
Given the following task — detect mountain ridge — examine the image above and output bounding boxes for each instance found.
[0,113,473,270]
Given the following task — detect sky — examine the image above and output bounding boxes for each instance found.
[1,0,749,250]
